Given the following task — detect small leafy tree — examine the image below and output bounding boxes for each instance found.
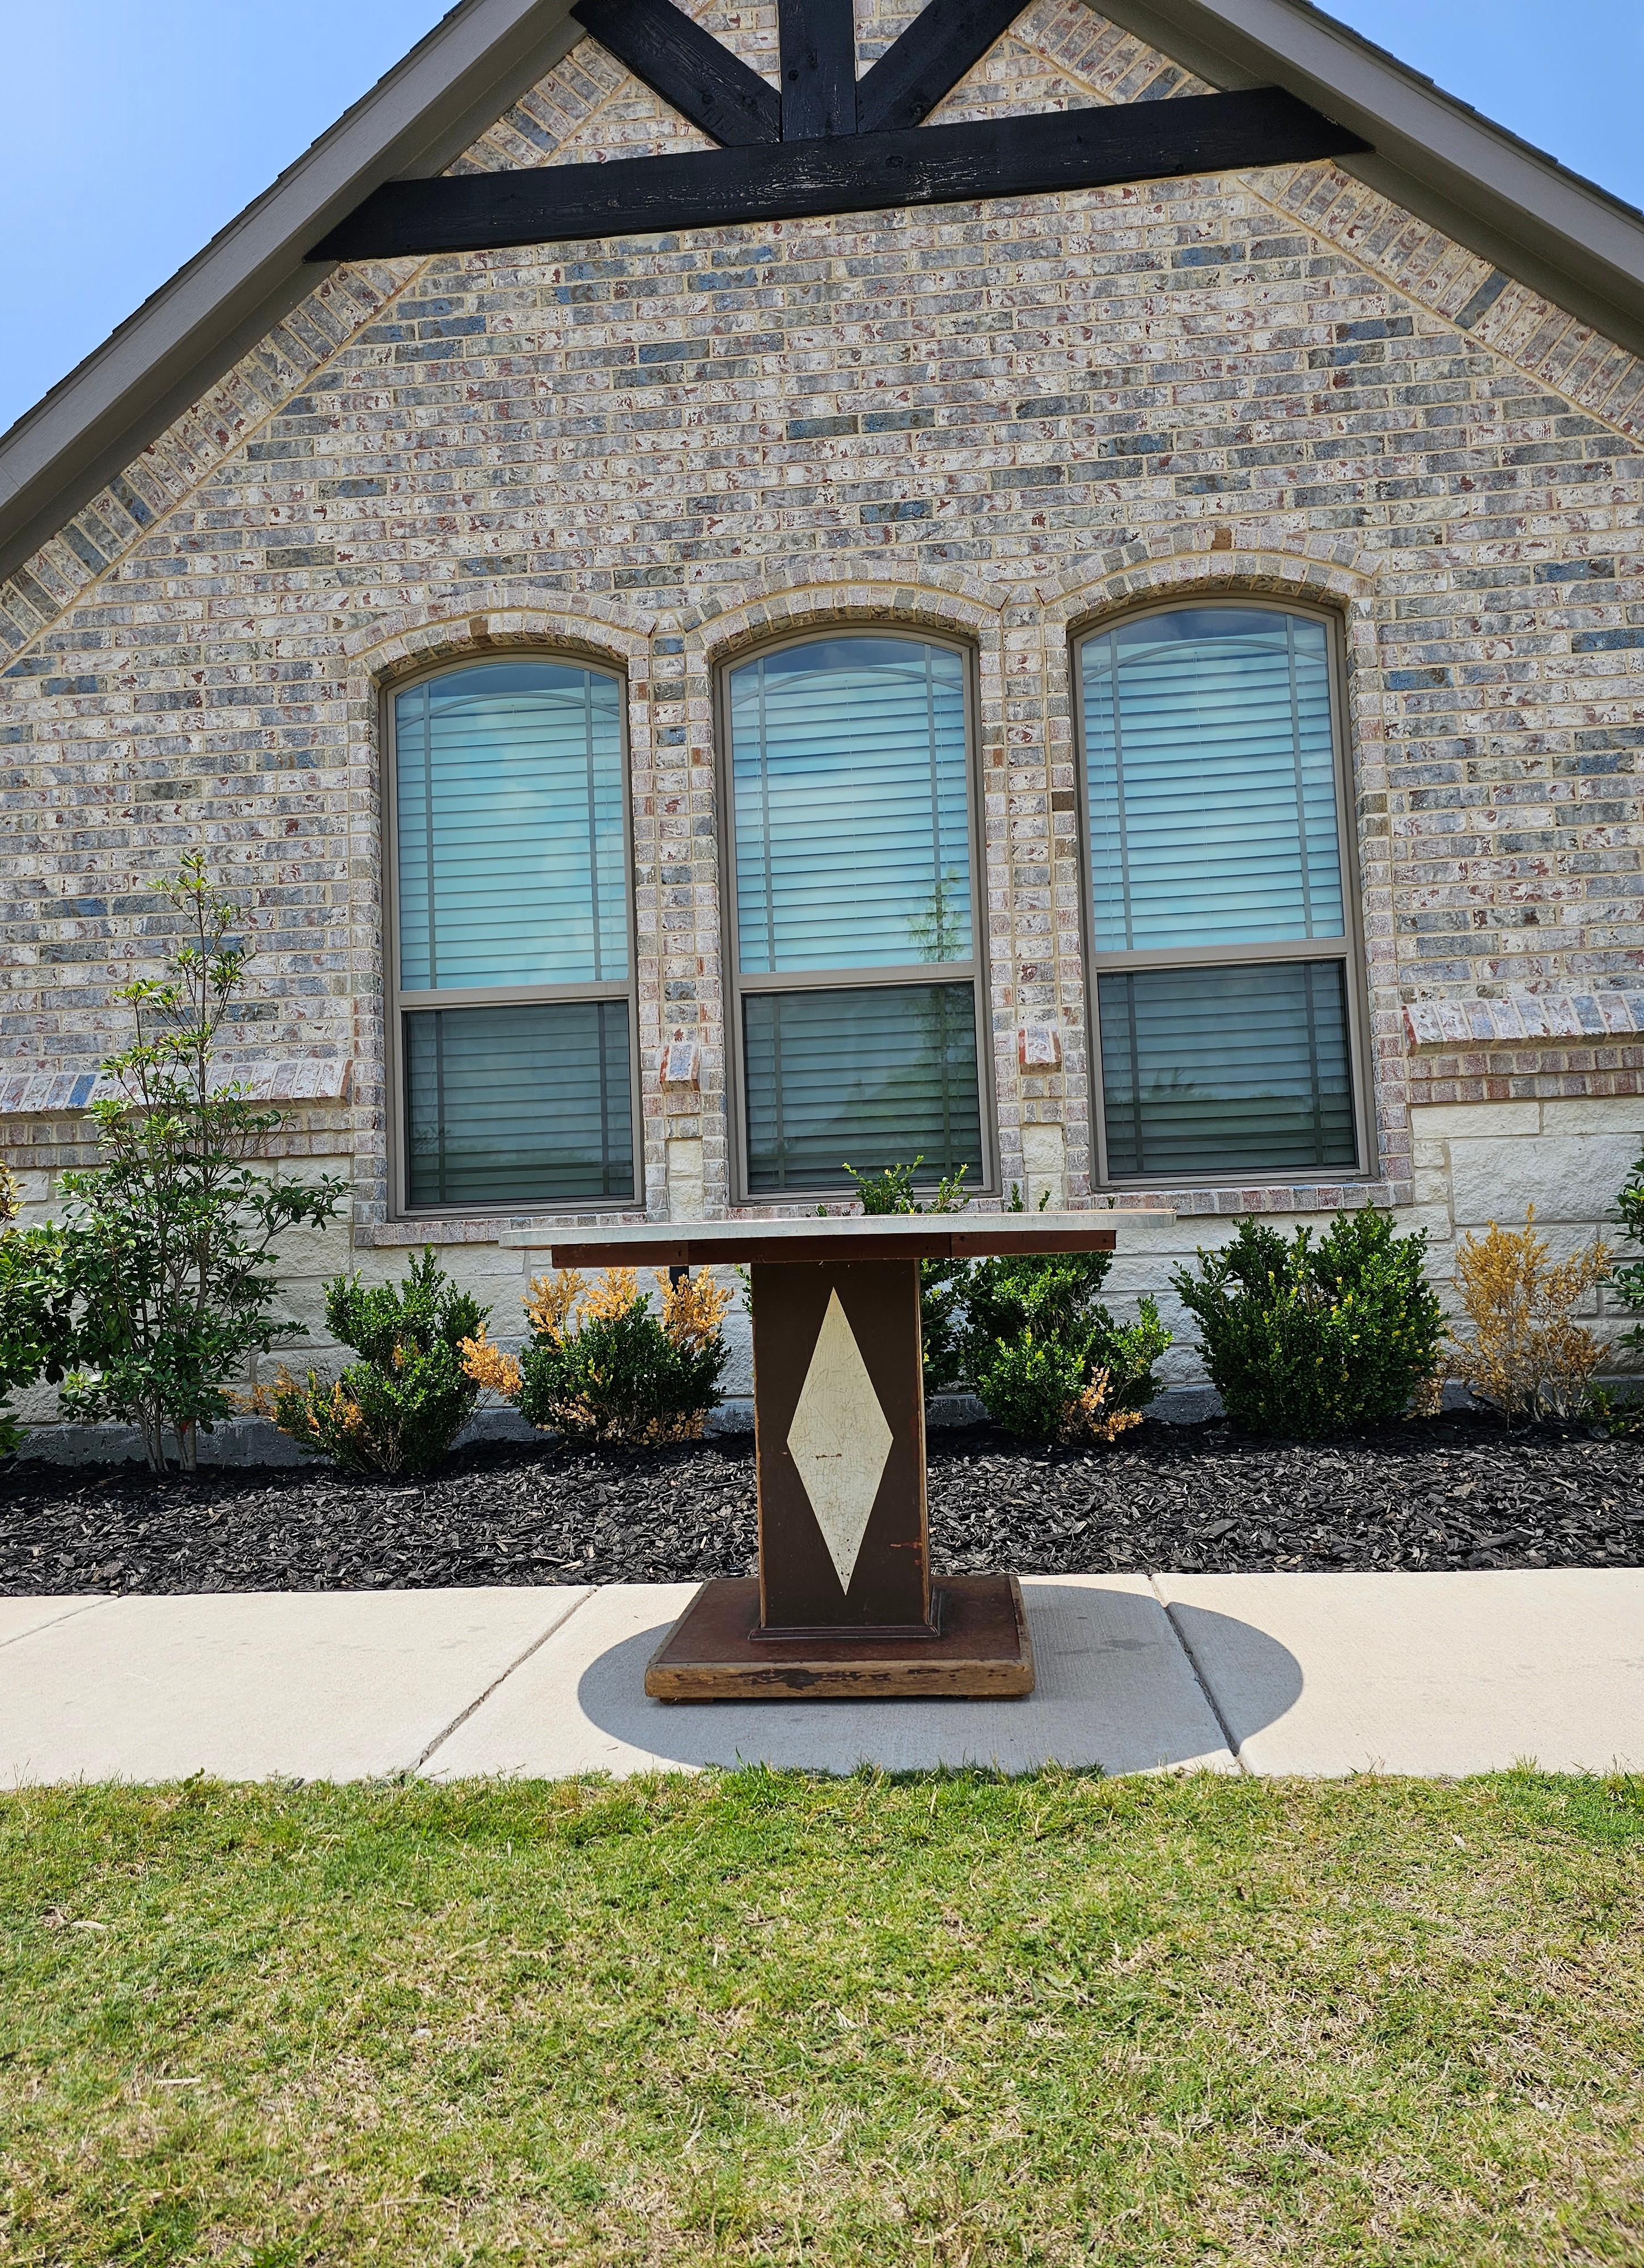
[259,1251,487,1476]
[1448,1207,1609,1423]
[963,1191,1171,1443]
[0,1169,74,1456]
[846,1156,971,1394]
[54,857,346,1472]
[467,1266,732,1446]
[1173,1209,1446,1439]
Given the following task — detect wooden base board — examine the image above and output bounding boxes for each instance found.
[643,1573,1035,1702]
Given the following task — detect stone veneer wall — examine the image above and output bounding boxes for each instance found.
[1,0,1640,1425]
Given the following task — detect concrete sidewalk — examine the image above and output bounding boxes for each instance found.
[1,1571,1640,1785]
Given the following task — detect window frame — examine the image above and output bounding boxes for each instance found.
[715,625,997,1205]
[382,651,643,1221]
[1071,596,1376,1188]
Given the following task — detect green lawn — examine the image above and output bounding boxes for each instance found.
[2,1772,1642,2265]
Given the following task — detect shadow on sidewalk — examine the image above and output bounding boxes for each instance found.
[573,1581,1303,1774]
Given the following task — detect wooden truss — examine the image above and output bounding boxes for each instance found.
[310,0,1366,259]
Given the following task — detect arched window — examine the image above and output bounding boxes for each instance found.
[387,658,636,1212]
[1076,603,1367,1181]
[723,631,987,1195]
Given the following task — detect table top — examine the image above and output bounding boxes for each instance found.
[514,1213,1123,1267]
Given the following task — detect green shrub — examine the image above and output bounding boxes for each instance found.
[483,1266,732,1448]
[1172,1209,1446,1440]
[963,1196,1171,1443]
[1589,1382,1644,1438]
[0,1170,73,1457]
[260,1250,486,1477]
[1608,1149,1644,1397]
[52,858,345,1472]
[845,1156,971,1394]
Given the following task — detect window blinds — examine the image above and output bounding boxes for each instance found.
[1099,962,1355,1178]
[393,660,634,1212]
[727,633,985,1194]
[729,637,972,972]
[743,984,982,1192]
[1083,609,1344,954]
[396,662,628,991]
[405,1001,634,1209]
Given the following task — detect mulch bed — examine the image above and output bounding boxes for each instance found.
[0,1413,1637,1596]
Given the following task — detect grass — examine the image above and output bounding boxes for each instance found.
[1,1772,1642,2265]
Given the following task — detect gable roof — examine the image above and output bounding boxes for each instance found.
[1104,0,1644,346]
[0,0,585,585]
[3,0,1643,583]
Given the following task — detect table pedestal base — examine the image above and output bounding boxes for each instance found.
[644,1573,1035,1703]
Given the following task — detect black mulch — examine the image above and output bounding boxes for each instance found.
[0,1414,1638,1596]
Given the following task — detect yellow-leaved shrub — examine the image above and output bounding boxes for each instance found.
[1448,1206,1609,1421]
[464,1266,732,1447]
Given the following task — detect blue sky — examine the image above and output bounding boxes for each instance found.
[1,1,1640,437]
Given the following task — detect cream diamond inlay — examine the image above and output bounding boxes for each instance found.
[787,1289,893,1593]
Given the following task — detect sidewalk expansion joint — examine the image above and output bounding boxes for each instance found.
[412,1588,596,1774]
[1146,1573,1248,1774]
[0,1598,112,1654]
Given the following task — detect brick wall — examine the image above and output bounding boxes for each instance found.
[2,0,1639,1407]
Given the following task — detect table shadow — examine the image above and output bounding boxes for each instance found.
[1164,1600,1309,1756]
[573,1582,1304,1774]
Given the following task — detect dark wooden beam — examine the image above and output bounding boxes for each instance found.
[570,0,780,145]
[856,0,1027,135]
[777,0,855,139]
[309,89,1369,261]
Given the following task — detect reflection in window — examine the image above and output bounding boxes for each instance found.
[1081,608,1359,1179]
[743,984,981,1195]
[730,637,972,972]
[1099,962,1354,1179]
[404,1001,633,1211]
[393,662,634,1210]
[396,662,628,989]
[727,635,983,1191]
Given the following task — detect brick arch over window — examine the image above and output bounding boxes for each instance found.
[346,600,655,680]
[683,577,1006,684]
[1044,534,1376,625]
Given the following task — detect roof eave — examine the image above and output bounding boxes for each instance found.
[1104,0,1644,360]
[0,0,581,585]
[5,0,1644,589]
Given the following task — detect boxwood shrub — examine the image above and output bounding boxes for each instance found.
[1172,1209,1444,1440]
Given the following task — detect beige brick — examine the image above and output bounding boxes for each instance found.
[1448,1133,1635,1228]
[1021,1122,1068,1211]
[666,1137,707,1221]
[1411,1103,1543,1141]
[1540,1098,1644,1136]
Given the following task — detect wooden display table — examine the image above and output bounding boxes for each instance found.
[536,1215,1118,1702]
